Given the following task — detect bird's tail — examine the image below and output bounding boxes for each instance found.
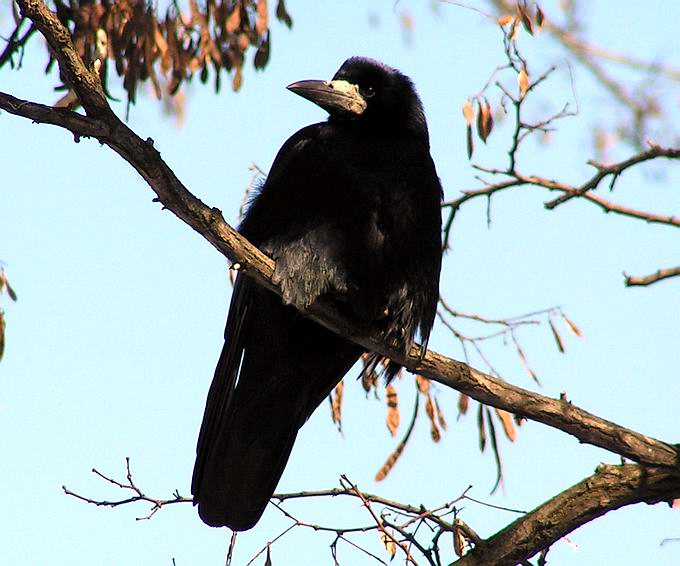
[192,283,362,531]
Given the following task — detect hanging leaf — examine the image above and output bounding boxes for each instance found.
[0,311,5,362]
[275,0,293,28]
[385,383,400,436]
[380,530,397,560]
[515,342,540,385]
[494,408,517,441]
[497,14,514,26]
[416,375,430,394]
[518,68,529,97]
[477,404,486,452]
[562,314,583,338]
[536,4,545,29]
[466,124,474,159]
[549,318,565,353]
[462,98,474,125]
[458,392,469,416]
[477,99,494,143]
[329,380,344,433]
[517,3,534,35]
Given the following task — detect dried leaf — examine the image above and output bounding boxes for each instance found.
[255,0,268,37]
[494,408,516,442]
[225,5,241,33]
[375,442,405,481]
[434,397,447,431]
[477,404,486,452]
[673,498,680,509]
[497,14,514,26]
[453,521,466,557]
[380,530,397,560]
[0,311,5,362]
[5,279,17,302]
[385,383,400,436]
[232,67,242,91]
[549,318,565,353]
[515,342,540,384]
[458,393,469,415]
[425,395,441,442]
[517,3,533,35]
[518,68,529,97]
[476,99,494,143]
[416,375,430,394]
[329,380,343,432]
[509,16,520,41]
[275,0,293,28]
[462,98,474,125]
[536,4,545,29]
[487,407,504,494]
[466,124,474,159]
[264,544,272,566]
[562,314,583,338]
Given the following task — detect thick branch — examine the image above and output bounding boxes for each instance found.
[16,0,109,116]
[454,464,680,566]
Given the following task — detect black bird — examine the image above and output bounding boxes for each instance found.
[192,57,442,531]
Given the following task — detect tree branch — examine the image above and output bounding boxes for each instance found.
[624,266,680,287]
[453,464,680,566]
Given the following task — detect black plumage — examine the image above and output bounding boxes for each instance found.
[192,57,442,531]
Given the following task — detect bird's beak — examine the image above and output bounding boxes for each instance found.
[286,79,367,116]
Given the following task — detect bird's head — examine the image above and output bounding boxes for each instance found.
[287,57,428,141]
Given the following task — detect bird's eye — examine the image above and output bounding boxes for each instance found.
[360,85,376,98]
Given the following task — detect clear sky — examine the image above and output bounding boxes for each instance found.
[2,1,679,564]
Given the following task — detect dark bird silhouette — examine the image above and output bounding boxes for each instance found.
[192,57,442,531]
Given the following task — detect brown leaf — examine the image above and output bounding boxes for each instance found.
[434,397,447,431]
[466,124,474,159]
[255,0,268,37]
[562,315,583,338]
[476,99,494,143]
[517,3,533,35]
[462,98,474,125]
[380,530,397,560]
[497,14,514,26]
[416,375,430,394]
[385,383,400,436]
[0,311,5,362]
[225,5,241,33]
[232,67,242,91]
[673,498,680,509]
[425,394,441,442]
[515,342,540,384]
[375,442,405,481]
[509,16,520,41]
[264,544,272,566]
[536,4,545,29]
[329,380,344,433]
[453,521,466,557]
[494,408,516,442]
[458,393,469,415]
[549,318,565,353]
[5,279,17,302]
[275,0,293,28]
[518,68,529,98]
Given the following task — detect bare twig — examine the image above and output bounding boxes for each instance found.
[624,265,680,287]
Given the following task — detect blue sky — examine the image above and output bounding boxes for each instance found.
[2,1,679,564]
